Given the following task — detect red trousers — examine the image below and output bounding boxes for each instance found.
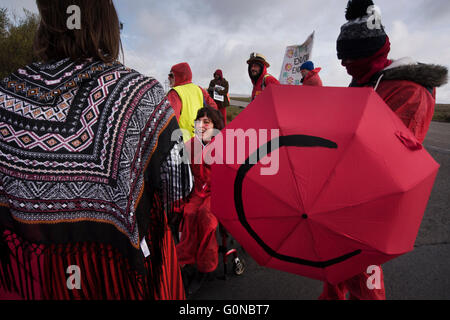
[219,107,227,125]
[176,194,218,273]
[319,266,386,300]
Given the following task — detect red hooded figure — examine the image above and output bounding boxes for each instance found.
[208,69,229,124]
[167,62,217,121]
[247,53,280,101]
[176,107,225,283]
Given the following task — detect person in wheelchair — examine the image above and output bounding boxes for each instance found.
[176,106,224,294]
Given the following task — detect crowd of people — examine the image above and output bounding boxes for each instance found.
[0,0,447,300]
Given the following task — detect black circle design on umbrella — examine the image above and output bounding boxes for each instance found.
[234,135,362,268]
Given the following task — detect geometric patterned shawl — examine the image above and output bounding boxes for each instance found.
[0,58,191,299]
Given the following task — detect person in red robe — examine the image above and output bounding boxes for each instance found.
[176,106,225,294]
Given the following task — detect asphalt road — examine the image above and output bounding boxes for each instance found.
[229,99,249,108]
[191,121,450,300]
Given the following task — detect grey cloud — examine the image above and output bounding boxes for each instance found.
[0,0,448,101]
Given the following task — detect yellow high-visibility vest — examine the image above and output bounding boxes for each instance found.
[172,83,204,142]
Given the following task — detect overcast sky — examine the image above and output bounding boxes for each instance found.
[2,0,449,102]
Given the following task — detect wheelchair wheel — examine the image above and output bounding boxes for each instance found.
[233,257,245,276]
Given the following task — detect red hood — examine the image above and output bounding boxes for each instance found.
[214,69,223,79]
[171,62,192,86]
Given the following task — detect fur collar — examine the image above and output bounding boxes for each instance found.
[381,57,448,88]
[351,57,448,89]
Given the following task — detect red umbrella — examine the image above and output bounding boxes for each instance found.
[209,85,439,284]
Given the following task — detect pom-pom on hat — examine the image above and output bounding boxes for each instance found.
[300,61,315,71]
[345,0,375,20]
[337,0,388,60]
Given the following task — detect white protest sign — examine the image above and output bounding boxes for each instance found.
[279,32,315,85]
[214,85,225,102]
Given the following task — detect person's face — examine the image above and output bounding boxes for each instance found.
[342,58,355,64]
[341,58,356,68]
[300,69,309,78]
[250,63,262,77]
[195,116,214,143]
[214,73,220,80]
[168,72,175,87]
[341,58,358,75]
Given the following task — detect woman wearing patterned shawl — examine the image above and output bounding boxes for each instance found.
[0,0,192,300]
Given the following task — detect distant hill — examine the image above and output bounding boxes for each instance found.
[229,96,251,103]
[434,104,450,123]
[227,98,450,124]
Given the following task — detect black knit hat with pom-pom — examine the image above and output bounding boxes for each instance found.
[337,0,387,60]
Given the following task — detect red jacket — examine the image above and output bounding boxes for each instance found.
[249,64,280,101]
[302,68,323,87]
[376,80,435,144]
[167,63,217,121]
[185,136,211,197]
[356,59,448,143]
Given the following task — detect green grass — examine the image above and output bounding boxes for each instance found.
[226,100,450,124]
[226,96,251,123]
[226,106,244,123]
[229,96,251,103]
[434,104,450,123]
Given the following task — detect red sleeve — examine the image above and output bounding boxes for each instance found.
[304,74,323,87]
[377,80,435,143]
[265,75,280,87]
[167,90,182,121]
[201,87,218,110]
